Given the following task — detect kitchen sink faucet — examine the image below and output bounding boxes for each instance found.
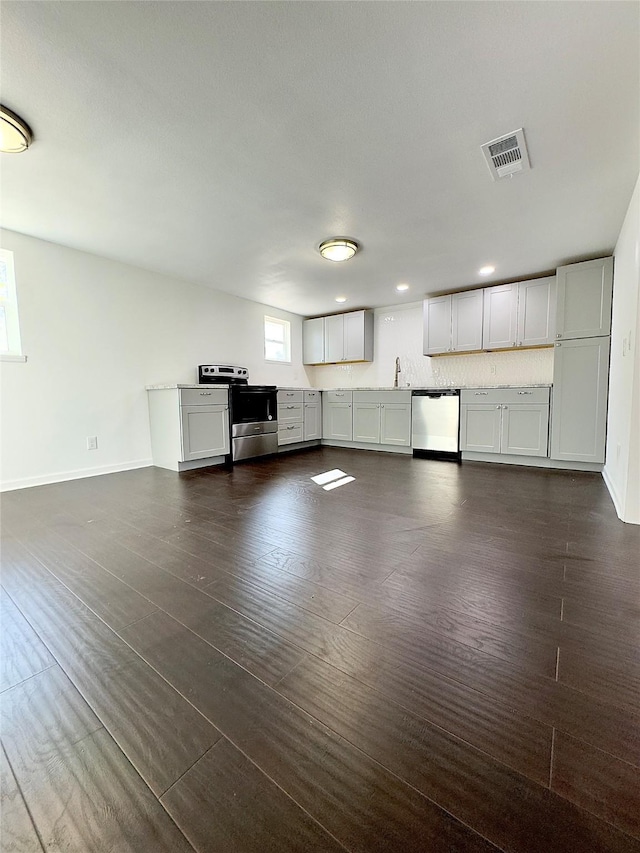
[393,356,401,388]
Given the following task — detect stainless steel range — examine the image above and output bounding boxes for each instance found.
[198,365,278,461]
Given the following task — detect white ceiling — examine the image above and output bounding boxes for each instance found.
[1,1,639,317]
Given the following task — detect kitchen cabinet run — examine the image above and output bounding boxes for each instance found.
[303,310,373,365]
[148,387,230,472]
[482,276,556,350]
[323,390,411,449]
[423,291,483,355]
[460,388,550,457]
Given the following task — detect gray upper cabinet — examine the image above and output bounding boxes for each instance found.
[302,317,325,364]
[482,276,555,350]
[423,295,452,355]
[423,291,483,355]
[517,276,556,346]
[482,283,518,350]
[556,257,613,340]
[304,310,373,364]
[451,290,483,352]
[550,336,610,464]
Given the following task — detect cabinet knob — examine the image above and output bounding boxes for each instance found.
[496,405,501,409]
[555,342,562,347]
[518,341,523,346]
[556,333,562,338]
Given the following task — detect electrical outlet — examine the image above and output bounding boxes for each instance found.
[86,436,98,451]
[490,365,496,375]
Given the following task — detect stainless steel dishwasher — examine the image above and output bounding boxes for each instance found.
[411,390,461,460]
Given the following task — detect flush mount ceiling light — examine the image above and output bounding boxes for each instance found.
[335,296,347,303]
[0,105,32,153]
[395,283,410,292]
[319,238,359,262]
[478,265,495,276]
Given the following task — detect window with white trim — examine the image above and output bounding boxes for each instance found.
[264,315,291,363]
[0,249,23,360]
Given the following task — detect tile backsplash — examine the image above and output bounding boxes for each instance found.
[307,303,554,388]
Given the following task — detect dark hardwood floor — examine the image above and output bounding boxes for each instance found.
[1,447,639,852]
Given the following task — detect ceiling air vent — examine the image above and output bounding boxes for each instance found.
[481,128,530,180]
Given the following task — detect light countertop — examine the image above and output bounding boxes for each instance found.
[146,383,230,390]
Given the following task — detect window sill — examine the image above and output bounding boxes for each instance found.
[1,354,27,363]
[264,358,292,365]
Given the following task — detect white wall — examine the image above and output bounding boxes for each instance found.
[0,229,311,490]
[604,175,640,524]
[308,303,554,390]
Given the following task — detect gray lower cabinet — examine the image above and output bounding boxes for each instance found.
[278,389,322,446]
[328,391,411,447]
[550,336,610,463]
[460,388,550,457]
[278,390,303,445]
[148,387,230,471]
[380,402,412,446]
[304,401,322,440]
[322,391,353,440]
[353,402,381,443]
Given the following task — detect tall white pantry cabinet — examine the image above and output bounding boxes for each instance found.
[550,257,613,464]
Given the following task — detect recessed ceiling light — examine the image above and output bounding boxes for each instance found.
[478,265,495,276]
[0,105,32,153]
[319,238,359,262]
[395,284,410,292]
[335,296,347,303]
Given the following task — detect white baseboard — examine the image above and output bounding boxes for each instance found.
[0,458,154,492]
[602,466,624,520]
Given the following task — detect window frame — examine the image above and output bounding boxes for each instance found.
[264,315,291,364]
[0,248,25,362]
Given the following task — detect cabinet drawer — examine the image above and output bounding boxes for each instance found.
[304,390,320,402]
[278,389,303,403]
[325,390,353,403]
[460,387,549,405]
[277,403,303,424]
[181,388,229,407]
[278,423,304,445]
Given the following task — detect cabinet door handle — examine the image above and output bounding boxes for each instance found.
[335,393,345,397]
[518,391,532,395]
[199,392,212,396]
[475,392,488,396]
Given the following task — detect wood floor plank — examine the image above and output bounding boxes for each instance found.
[341,601,558,678]
[1,540,222,796]
[551,731,640,839]
[22,528,159,630]
[0,590,55,693]
[1,743,45,853]
[161,737,348,852]
[121,610,500,853]
[44,520,307,686]
[277,654,638,853]
[1,666,196,852]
